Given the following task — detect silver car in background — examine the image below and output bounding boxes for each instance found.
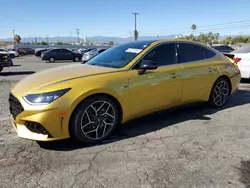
[81,48,107,63]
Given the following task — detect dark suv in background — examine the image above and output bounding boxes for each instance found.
[211,44,234,53]
[0,54,13,72]
[41,48,83,63]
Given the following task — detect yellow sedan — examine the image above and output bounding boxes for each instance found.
[9,39,241,144]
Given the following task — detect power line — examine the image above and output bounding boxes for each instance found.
[141,21,250,36]
[196,24,250,33]
[145,20,250,34]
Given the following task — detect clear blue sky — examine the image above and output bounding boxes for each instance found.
[1,0,250,38]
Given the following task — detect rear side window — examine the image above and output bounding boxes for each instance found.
[177,43,206,63]
[204,48,216,59]
[52,49,61,53]
[61,49,70,53]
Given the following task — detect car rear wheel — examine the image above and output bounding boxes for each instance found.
[70,95,119,144]
[0,67,3,72]
[49,57,55,63]
[208,77,230,108]
[10,54,15,58]
[74,57,80,62]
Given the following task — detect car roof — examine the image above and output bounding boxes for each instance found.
[119,39,209,47]
[211,44,229,46]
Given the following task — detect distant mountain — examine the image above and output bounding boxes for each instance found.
[0,34,246,43]
[0,35,176,43]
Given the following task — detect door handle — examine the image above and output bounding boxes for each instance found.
[170,73,177,78]
[208,67,216,72]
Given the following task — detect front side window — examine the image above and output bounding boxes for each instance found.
[85,41,152,68]
[177,43,207,63]
[143,43,176,66]
[132,43,176,69]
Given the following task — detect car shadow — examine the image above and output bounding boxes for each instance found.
[235,159,250,188]
[37,89,250,151]
[0,71,35,76]
[241,78,250,84]
[11,65,21,67]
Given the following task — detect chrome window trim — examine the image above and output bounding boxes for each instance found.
[129,41,218,70]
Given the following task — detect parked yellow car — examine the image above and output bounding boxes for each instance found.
[9,39,241,144]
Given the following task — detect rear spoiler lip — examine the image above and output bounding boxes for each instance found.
[222,52,235,60]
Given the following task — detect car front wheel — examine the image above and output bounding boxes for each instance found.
[0,67,3,72]
[209,77,230,108]
[74,57,80,62]
[49,57,55,63]
[70,95,119,144]
[10,54,15,58]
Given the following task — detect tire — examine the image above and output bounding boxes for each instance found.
[208,77,230,108]
[49,57,55,63]
[10,54,15,58]
[70,95,120,144]
[74,57,80,62]
[0,67,3,72]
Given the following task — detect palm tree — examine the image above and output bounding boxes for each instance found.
[191,24,197,32]
[109,41,114,46]
[134,30,139,41]
[191,24,197,40]
[14,35,21,44]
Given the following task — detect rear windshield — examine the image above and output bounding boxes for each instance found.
[233,45,250,53]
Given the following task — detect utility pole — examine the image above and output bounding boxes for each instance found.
[76,29,80,44]
[45,35,49,44]
[12,29,15,44]
[70,30,72,44]
[132,12,139,40]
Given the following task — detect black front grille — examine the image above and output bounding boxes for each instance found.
[25,121,52,137]
[9,93,24,119]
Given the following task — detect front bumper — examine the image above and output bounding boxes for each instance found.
[10,116,65,141]
[9,94,71,141]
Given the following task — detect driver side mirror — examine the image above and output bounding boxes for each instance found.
[138,60,158,75]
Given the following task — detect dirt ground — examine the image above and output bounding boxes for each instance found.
[1,56,250,188]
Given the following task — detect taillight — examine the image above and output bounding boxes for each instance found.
[233,57,241,64]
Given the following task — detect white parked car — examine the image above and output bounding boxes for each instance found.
[231,45,250,79]
[0,48,19,58]
[81,48,107,63]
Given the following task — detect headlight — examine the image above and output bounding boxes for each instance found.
[23,88,71,105]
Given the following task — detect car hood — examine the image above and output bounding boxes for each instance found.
[11,64,118,96]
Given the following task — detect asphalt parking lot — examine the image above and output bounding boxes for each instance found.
[1,56,250,188]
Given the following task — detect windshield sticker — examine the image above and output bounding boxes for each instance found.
[125,48,142,53]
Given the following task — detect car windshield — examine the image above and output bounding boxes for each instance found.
[85,41,153,68]
[233,45,250,53]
